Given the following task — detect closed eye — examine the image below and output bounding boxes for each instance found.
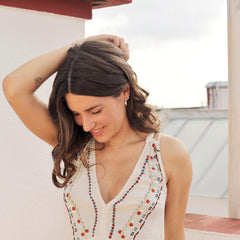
[92,109,102,114]
[72,112,79,117]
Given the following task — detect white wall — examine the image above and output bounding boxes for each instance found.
[228,0,240,219]
[0,6,85,240]
[187,196,228,217]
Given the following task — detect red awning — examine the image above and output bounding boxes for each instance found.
[0,0,132,19]
[92,0,132,9]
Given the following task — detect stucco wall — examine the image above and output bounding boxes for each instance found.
[0,6,85,240]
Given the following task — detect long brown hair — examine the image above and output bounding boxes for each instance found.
[48,40,160,188]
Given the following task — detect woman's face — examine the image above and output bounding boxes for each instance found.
[65,91,129,143]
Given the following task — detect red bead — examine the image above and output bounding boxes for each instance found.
[85,229,89,233]
[121,235,125,239]
[152,167,155,170]
[72,207,76,211]
[146,199,150,204]
[66,193,69,198]
[118,230,122,234]
[129,222,133,227]
[150,156,153,159]
[137,211,141,215]
[69,181,73,184]
[77,219,81,223]
[81,233,85,236]
[152,189,155,193]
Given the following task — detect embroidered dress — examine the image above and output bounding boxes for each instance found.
[64,133,167,240]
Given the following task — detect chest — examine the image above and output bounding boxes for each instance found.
[95,142,146,204]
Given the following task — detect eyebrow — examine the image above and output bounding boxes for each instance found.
[85,104,102,112]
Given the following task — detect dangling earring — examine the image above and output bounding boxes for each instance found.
[125,100,128,107]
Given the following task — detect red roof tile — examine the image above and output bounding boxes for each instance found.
[185,213,240,235]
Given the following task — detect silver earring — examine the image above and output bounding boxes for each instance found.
[125,100,128,106]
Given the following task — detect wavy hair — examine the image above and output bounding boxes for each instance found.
[48,40,160,188]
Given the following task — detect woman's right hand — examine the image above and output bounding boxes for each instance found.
[72,34,130,60]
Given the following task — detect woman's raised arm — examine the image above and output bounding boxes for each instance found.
[2,44,72,146]
[2,35,129,147]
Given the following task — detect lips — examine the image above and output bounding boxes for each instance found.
[90,127,104,137]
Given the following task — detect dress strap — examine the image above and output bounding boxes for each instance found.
[153,132,162,143]
[158,132,163,142]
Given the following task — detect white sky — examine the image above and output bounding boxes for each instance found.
[86,0,228,108]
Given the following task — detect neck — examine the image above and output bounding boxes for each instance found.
[103,121,147,150]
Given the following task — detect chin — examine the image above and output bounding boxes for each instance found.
[92,132,112,144]
[91,132,108,143]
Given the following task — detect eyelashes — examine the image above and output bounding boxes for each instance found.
[92,109,102,115]
[72,109,102,116]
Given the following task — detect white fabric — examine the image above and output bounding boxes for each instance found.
[63,132,167,240]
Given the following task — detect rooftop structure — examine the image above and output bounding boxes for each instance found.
[206,81,228,110]
[157,108,228,199]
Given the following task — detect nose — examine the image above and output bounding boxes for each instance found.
[81,116,95,132]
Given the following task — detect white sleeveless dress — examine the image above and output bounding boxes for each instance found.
[63,132,167,240]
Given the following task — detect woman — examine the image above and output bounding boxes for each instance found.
[2,34,192,240]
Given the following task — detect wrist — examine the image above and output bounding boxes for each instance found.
[70,39,84,47]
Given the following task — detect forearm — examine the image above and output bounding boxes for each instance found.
[2,43,73,99]
[2,34,129,101]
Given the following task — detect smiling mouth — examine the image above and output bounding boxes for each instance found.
[90,127,104,136]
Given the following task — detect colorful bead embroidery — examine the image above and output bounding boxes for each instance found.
[63,154,91,239]
[107,155,149,239]
[87,151,98,237]
[64,135,166,240]
[116,141,164,240]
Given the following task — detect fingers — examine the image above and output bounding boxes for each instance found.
[123,42,130,60]
[73,34,130,60]
[112,35,120,46]
[112,36,130,60]
[92,34,129,60]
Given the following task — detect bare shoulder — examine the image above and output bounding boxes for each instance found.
[159,133,192,183]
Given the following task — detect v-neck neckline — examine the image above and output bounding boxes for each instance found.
[89,132,154,206]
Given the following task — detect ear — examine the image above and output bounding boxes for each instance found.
[122,84,130,100]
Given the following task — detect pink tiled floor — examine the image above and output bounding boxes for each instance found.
[185,213,240,235]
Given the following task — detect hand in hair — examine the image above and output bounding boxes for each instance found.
[72,34,129,60]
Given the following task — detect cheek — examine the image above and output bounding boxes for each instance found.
[73,116,82,126]
[109,105,125,124]
[98,114,110,125]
